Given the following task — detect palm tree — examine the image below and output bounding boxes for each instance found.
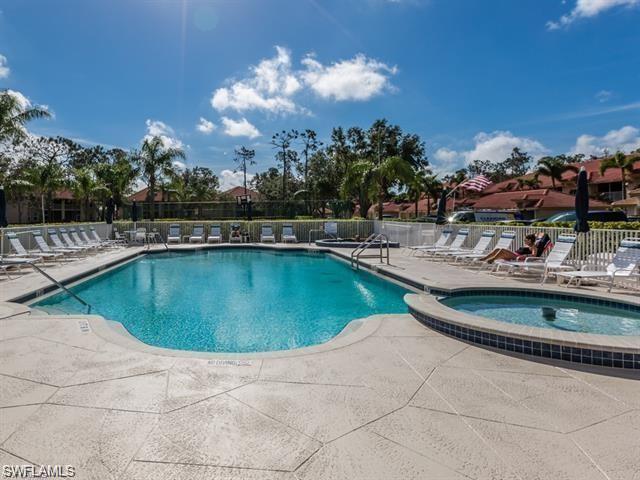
[341,160,375,219]
[599,151,639,199]
[536,156,579,190]
[69,167,108,221]
[406,169,429,218]
[0,90,50,143]
[135,136,185,221]
[369,156,414,220]
[423,174,442,215]
[26,159,66,223]
[516,174,540,191]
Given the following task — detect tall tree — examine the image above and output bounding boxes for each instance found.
[406,169,431,218]
[233,146,256,195]
[599,151,639,199]
[134,136,185,221]
[0,90,50,144]
[299,129,322,191]
[270,129,299,201]
[537,156,579,190]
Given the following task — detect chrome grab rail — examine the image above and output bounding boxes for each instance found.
[350,233,390,270]
[29,262,92,314]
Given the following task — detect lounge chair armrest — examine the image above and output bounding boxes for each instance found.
[523,257,544,263]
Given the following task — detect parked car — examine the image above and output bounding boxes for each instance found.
[543,210,628,223]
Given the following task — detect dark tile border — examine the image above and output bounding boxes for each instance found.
[409,306,640,370]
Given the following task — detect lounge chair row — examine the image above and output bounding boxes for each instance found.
[1,227,124,278]
[164,224,298,244]
[409,228,640,292]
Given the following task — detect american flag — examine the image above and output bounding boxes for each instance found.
[459,174,492,192]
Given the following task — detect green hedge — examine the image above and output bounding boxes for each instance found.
[531,221,640,230]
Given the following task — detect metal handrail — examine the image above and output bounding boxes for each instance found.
[30,262,92,314]
[350,233,390,270]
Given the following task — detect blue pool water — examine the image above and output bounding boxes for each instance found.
[35,250,409,352]
[441,295,640,336]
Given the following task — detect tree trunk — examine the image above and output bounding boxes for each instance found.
[40,194,45,224]
[427,197,431,216]
[621,169,627,199]
[149,177,156,221]
[377,186,384,221]
[414,199,418,218]
[551,178,556,190]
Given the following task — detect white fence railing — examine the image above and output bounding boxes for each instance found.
[1,223,113,255]
[374,220,436,247]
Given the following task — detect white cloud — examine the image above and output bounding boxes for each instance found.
[571,125,640,156]
[464,131,548,163]
[211,46,301,115]
[220,117,261,139]
[431,131,548,174]
[173,160,186,171]
[196,117,216,134]
[219,169,255,191]
[547,0,639,29]
[300,54,397,101]
[0,54,9,79]
[210,45,397,115]
[143,119,184,149]
[595,90,612,103]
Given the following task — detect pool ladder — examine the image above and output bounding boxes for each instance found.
[350,233,390,270]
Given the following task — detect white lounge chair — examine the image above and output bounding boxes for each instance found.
[49,229,88,255]
[70,228,102,250]
[457,231,516,266]
[32,231,76,260]
[495,234,577,284]
[447,230,496,262]
[407,228,452,255]
[419,229,470,258]
[89,227,124,247]
[207,225,222,244]
[282,224,297,243]
[0,257,36,279]
[5,232,54,263]
[167,224,181,244]
[260,224,276,243]
[134,228,147,243]
[189,224,205,243]
[79,227,112,248]
[556,238,640,292]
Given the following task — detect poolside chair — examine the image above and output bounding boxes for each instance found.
[207,224,222,244]
[70,227,103,250]
[0,257,37,279]
[32,231,76,260]
[49,228,88,255]
[5,232,55,263]
[456,231,516,266]
[78,227,112,248]
[229,224,242,243]
[418,228,470,258]
[113,229,129,246]
[556,238,640,292]
[495,234,577,284]
[407,228,452,256]
[89,226,124,247]
[60,228,96,253]
[445,230,496,263]
[281,224,297,243]
[189,224,205,243]
[167,224,181,244]
[260,224,276,243]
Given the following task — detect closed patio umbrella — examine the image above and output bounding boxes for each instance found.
[0,188,7,228]
[435,189,448,225]
[574,167,590,234]
[105,197,114,225]
[131,201,138,223]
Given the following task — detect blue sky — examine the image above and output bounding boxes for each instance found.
[1,0,639,188]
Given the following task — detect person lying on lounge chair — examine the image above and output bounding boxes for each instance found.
[480,233,549,264]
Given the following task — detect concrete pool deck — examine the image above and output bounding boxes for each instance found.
[1,244,639,479]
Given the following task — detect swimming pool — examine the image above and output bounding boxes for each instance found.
[441,294,640,336]
[34,249,409,352]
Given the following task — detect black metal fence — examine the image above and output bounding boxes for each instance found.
[121,200,358,221]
